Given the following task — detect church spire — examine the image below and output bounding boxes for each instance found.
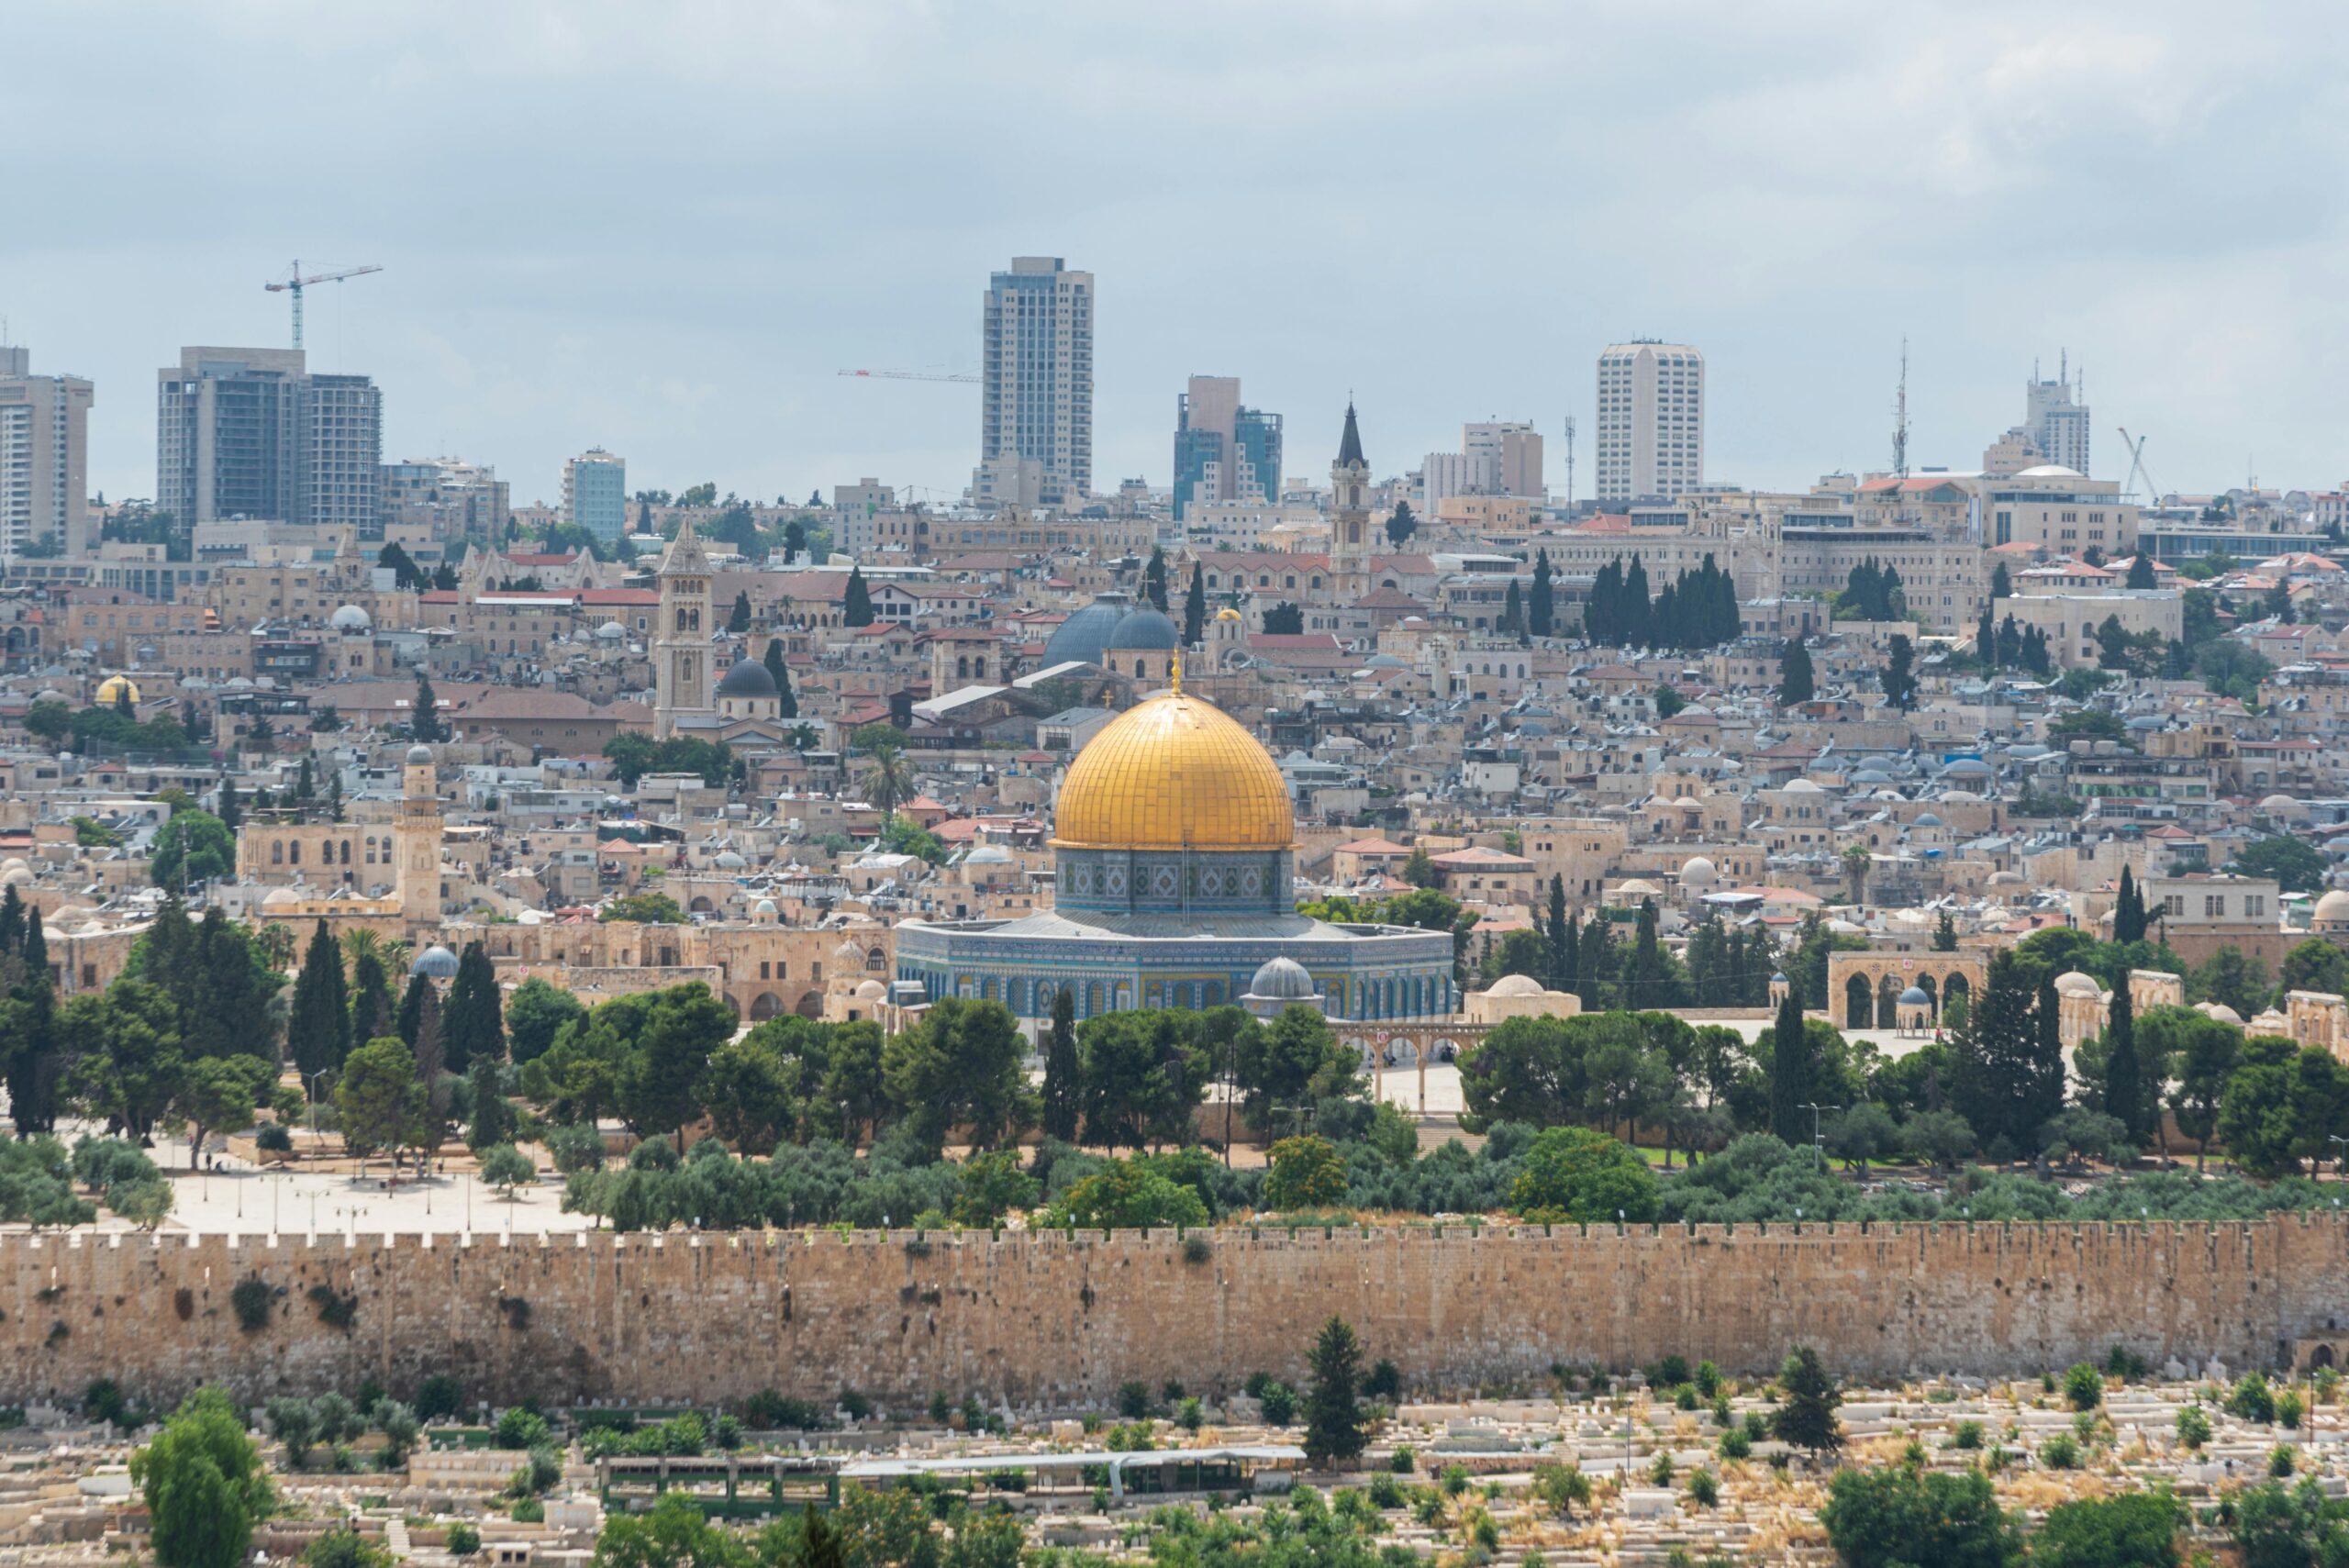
[1336,402,1365,470]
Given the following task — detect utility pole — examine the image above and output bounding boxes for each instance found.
[1562,414,1576,510]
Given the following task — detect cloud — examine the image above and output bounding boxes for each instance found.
[3,0,2341,504]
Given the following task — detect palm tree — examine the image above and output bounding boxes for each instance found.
[860,740,917,827]
[339,928,382,969]
[1841,843,1871,907]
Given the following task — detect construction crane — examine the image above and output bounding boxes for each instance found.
[2118,427,2159,506]
[263,261,384,350]
[837,368,979,384]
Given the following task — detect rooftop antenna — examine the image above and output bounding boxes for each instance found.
[1562,413,1576,507]
[1892,337,1910,480]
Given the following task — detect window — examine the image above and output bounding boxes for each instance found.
[2205,895,2225,917]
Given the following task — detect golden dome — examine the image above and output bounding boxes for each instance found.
[1052,691,1294,852]
[95,674,140,706]
[1214,607,1242,622]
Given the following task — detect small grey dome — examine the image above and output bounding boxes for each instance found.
[1106,606,1181,651]
[596,620,627,640]
[329,605,372,633]
[717,659,779,698]
[1041,594,1133,667]
[410,945,460,979]
[1248,956,1319,1002]
[1898,985,1932,1006]
[714,851,748,869]
[406,743,434,764]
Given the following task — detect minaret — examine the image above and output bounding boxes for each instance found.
[1330,403,1371,592]
[394,743,443,929]
[653,516,713,739]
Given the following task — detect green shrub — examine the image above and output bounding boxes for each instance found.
[2062,1363,2103,1411]
[2276,1390,2305,1430]
[1182,1235,1212,1264]
[1364,1359,1401,1401]
[1693,1361,1722,1398]
[1687,1468,1719,1507]
[1258,1381,1297,1426]
[415,1375,464,1423]
[1368,1473,1407,1509]
[494,1407,551,1450]
[2228,1373,2276,1425]
[1951,1420,1984,1451]
[2176,1405,2211,1450]
[1390,1445,1416,1473]
[230,1276,273,1332]
[1648,1451,1674,1485]
[1719,1427,1752,1461]
[1117,1380,1151,1419]
[2269,1445,2296,1477]
[2040,1434,2081,1470]
[444,1524,480,1557]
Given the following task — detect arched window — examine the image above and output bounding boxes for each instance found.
[288,841,301,865]
[271,841,283,865]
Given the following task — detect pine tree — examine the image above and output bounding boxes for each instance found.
[2103,975,2149,1148]
[1990,562,2012,600]
[1041,986,1080,1142]
[1302,1316,1368,1464]
[466,1053,514,1151]
[1530,549,1554,639]
[1773,1345,1843,1456]
[1933,910,1958,952]
[1778,639,1815,705]
[842,565,874,628]
[1576,910,1615,1009]
[1183,564,1207,645]
[217,774,241,830]
[1951,950,2063,1152]
[1997,616,2022,669]
[1768,977,1811,1141]
[728,591,752,633]
[2127,553,2157,590]
[288,919,349,1084]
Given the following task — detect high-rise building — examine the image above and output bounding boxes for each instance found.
[2025,357,2091,475]
[158,347,306,527]
[979,256,1093,506]
[304,373,383,533]
[382,457,511,540]
[156,346,380,532]
[0,342,95,562]
[562,448,628,544]
[1173,375,1282,521]
[1463,420,1543,498]
[1595,341,1704,503]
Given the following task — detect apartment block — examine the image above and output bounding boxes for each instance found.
[0,343,94,561]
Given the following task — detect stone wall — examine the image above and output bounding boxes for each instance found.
[6,1219,2348,1407]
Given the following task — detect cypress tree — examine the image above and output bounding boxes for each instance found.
[763,638,798,718]
[2103,975,2148,1147]
[1530,549,1554,638]
[288,919,348,1083]
[466,1053,514,1151]
[350,947,395,1048]
[20,907,44,979]
[1576,910,1615,1009]
[1976,604,1998,666]
[1183,564,1207,645]
[0,884,20,955]
[217,774,241,830]
[1778,639,1815,705]
[443,941,504,1073]
[1545,875,1571,990]
[1950,950,2058,1152]
[842,565,874,628]
[397,971,433,1049]
[728,590,752,633]
[1503,579,1525,639]
[1768,976,1811,1142]
[1629,897,1664,1007]
[410,669,444,743]
[2115,866,2144,944]
[1041,986,1080,1142]
[1622,557,1652,646]
[1143,547,1168,612]
[1997,616,2022,669]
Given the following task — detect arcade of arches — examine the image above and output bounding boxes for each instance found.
[1824,951,1988,1031]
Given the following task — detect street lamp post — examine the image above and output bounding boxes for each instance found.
[1800,1102,1838,1173]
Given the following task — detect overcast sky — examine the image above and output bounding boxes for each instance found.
[6,1,2345,509]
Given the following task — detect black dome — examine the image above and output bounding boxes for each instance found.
[717,659,779,698]
[1106,607,1181,651]
[1042,594,1132,667]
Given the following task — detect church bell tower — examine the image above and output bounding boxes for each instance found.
[654,517,714,739]
[1330,402,1371,592]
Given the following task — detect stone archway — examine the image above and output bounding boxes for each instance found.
[690,895,716,913]
[1877,974,1901,1030]
[1845,973,1874,1029]
[795,989,824,1018]
[1827,951,1988,1029]
[749,992,784,1021]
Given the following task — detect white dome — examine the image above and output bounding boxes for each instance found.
[855,980,888,1001]
[596,621,627,639]
[329,605,372,633]
[1486,973,1547,997]
[1827,917,1867,935]
[1784,778,1824,794]
[406,743,434,764]
[713,851,747,869]
[262,886,302,906]
[2313,890,2349,925]
[965,845,1013,863]
[2015,463,2084,478]
[2197,1002,2243,1025]
[752,898,778,916]
[2260,795,2310,821]
[1679,855,1719,886]
[0,864,32,887]
[1618,878,1664,897]
[2054,971,2101,997]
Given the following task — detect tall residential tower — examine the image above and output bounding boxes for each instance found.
[156,346,380,530]
[562,447,628,544]
[2025,356,2091,475]
[1595,341,1704,503]
[978,256,1093,507]
[1173,375,1282,521]
[0,343,95,562]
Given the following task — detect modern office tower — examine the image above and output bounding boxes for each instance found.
[0,341,95,561]
[1463,420,1543,497]
[1173,375,1282,520]
[304,373,383,533]
[1595,340,1705,503]
[158,346,306,527]
[2025,355,2092,475]
[562,447,628,544]
[979,256,1093,506]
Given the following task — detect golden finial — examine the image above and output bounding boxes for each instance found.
[1171,650,1183,695]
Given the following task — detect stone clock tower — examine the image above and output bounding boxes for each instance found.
[654,516,713,739]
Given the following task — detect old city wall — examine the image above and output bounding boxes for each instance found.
[4,1219,2346,1407]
